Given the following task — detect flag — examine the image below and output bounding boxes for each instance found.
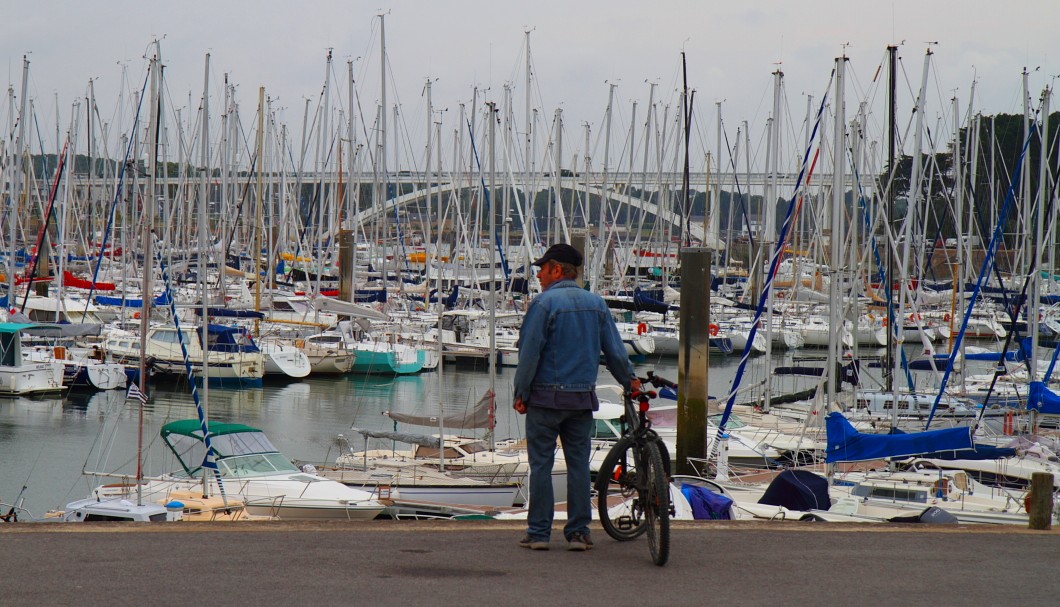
[127,383,149,404]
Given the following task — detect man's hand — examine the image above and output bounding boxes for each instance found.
[513,396,527,415]
[629,378,643,395]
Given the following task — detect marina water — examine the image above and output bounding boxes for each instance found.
[2,346,932,519]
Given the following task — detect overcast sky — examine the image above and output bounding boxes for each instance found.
[3,0,1057,166]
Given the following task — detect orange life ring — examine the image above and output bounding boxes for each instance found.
[133,311,141,319]
[908,313,921,322]
[709,323,719,337]
[636,322,648,335]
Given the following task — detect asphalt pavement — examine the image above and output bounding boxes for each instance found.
[1,520,1057,607]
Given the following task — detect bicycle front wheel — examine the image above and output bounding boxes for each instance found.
[643,439,671,566]
[595,436,647,541]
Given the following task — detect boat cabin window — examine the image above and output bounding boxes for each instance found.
[0,333,18,366]
[217,453,299,477]
[413,445,463,459]
[460,441,490,454]
[28,309,66,323]
[272,300,296,312]
[591,419,621,440]
[83,512,167,522]
[852,485,928,503]
[152,330,190,346]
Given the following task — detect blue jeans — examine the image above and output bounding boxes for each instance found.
[525,406,593,541]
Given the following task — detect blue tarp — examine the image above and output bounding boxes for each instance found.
[758,469,831,511]
[825,411,973,463]
[1027,381,1060,415]
[680,484,733,520]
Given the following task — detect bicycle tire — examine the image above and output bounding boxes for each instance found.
[643,439,670,566]
[595,436,647,541]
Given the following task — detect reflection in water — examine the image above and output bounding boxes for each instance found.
[0,365,521,518]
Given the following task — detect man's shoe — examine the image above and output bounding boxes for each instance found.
[519,535,550,550]
[567,533,593,551]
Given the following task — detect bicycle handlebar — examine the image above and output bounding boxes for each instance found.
[640,370,677,389]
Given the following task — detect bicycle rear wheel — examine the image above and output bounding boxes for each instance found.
[595,436,647,541]
[643,439,670,566]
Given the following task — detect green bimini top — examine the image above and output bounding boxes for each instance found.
[160,419,262,440]
[0,323,37,333]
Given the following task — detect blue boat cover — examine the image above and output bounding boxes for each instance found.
[200,324,260,353]
[758,469,831,511]
[192,307,266,319]
[94,292,172,308]
[680,484,733,520]
[1027,381,1060,415]
[825,412,973,463]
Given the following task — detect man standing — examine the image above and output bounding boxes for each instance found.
[513,243,641,551]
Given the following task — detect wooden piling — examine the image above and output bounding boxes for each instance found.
[676,247,710,475]
[1027,472,1053,530]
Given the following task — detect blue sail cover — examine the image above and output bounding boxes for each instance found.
[1027,381,1060,414]
[94,292,172,308]
[825,412,973,463]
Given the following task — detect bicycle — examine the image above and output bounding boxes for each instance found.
[594,374,672,566]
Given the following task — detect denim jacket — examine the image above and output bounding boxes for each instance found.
[513,279,634,401]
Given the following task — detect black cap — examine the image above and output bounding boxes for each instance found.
[531,243,583,268]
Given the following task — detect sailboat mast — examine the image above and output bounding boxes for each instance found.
[680,52,691,248]
[1030,88,1050,381]
[893,47,932,416]
[884,45,897,394]
[763,69,782,414]
[524,30,533,258]
[592,83,616,292]
[488,100,498,450]
[9,57,29,304]
[552,108,567,244]
[827,54,847,411]
[379,14,388,296]
[198,53,212,496]
[138,45,162,507]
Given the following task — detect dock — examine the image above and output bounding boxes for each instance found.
[1,520,1057,606]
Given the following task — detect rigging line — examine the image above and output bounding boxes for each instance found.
[154,251,231,509]
[716,69,835,439]
[465,117,510,281]
[925,120,1037,430]
[720,119,755,254]
[846,140,916,391]
[974,119,1060,409]
[20,140,68,313]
